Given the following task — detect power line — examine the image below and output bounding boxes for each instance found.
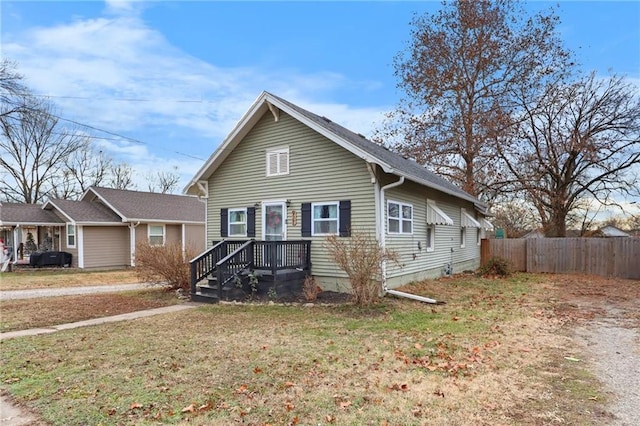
[3,98,207,162]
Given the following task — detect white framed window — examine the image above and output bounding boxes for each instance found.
[148,225,165,246]
[460,227,466,248]
[229,208,247,237]
[477,228,483,246]
[312,202,339,236]
[66,224,76,248]
[266,147,289,176]
[426,224,435,252]
[388,200,413,234]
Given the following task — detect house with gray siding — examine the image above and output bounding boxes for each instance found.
[0,187,206,269]
[185,91,492,300]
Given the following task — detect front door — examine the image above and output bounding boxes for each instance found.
[262,202,286,267]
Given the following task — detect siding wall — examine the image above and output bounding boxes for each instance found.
[384,179,481,286]
[82,226,130,268]
[165,224,181,245]
[184,224,206,252]
[206,111,376,287]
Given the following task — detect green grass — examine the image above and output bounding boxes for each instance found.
[0,273,609,425]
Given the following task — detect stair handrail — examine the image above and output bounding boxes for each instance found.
[190,240,227,295]
[216,240,255,293]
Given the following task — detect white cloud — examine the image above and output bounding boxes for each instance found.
[2,2,388,192]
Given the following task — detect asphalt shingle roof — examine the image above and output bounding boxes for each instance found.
[45,199,122,223]
[0,203,64,225]
[267,93,480,206]
[87,187,205,223]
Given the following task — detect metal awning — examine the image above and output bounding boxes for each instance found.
[461,209,481,228]
[480,218,494,231]
[426,201,453,226]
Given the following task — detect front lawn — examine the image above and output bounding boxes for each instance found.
[0,268,140,290]
[0,289,183,332]
[0,274,607,425]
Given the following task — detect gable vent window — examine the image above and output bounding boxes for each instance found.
[266,148,289,176]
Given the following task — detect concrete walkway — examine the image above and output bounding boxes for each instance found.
[0,283,160,300]
[0,303,199,341]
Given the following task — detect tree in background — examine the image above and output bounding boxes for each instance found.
[490,202,539,238]
[0,95,89,203]
[146,166,181,194]
[379,0,571,201]
[499,73,640,237]
[0,59,25,118]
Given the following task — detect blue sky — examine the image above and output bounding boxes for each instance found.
[1,1,639,207]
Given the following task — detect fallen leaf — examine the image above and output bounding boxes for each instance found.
[339,401,352,409]
[130,402,143,410]
[181,404,195,413]
[254,366,263,374]
[414,343,423,349]
[284,381,295,388]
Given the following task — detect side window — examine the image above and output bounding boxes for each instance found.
[148,225,165,246]
[66,224,76,248]
[266,148,289,176]
[460,227,466,248]
[388,200,413,234]
[312,202,339,235]
[426,224,435,252]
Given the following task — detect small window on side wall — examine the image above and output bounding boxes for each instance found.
[388,200,413,234]
[426,224,435,251]
[148,225,165,246]
[67,224,76,248]
[460,227,466,248]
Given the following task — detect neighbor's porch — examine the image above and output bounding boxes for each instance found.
[190,239,311,303]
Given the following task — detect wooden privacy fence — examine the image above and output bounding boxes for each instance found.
[481,238,640,280]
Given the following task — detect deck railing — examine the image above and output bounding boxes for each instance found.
[190,240,312,296]
[189,240,247,294]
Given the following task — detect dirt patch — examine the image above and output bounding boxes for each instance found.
[544,274,640,425]
[0,268,140,290]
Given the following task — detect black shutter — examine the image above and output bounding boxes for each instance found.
[301,203,311,237]
[247,207,256,238]
[339,200,351,237]
[220,208,228,237]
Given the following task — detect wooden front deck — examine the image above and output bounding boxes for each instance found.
[190,240,311,303]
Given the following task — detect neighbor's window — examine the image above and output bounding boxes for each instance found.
[388,201,413,234]
[66,224,76,248]
[460,227,466,248]
[228,208,247,237]
[148,225,165,246]
[312,202,339,235]
[266,147,289,176]
[426,224,435,251]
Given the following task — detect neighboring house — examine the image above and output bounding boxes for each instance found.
[597,225,631,238]
[185,91,492,299]
[0,187,206,269]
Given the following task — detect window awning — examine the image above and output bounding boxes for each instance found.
[426,201,453,226]
[461,209,481,228]
[480,218,494,231]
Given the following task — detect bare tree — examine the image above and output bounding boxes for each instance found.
[0,59,25,118]
[490,202,539,238]
[109,162,135,190]
[0,95,88,203]
[499,73,640,237]
[146,167,180,194]
[377,0,571,201]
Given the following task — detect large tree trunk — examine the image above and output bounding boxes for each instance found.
[545,212,567,237]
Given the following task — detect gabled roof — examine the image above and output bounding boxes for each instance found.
[185,91,484,209]
[0,202,64,226]
[83,186,205,224]
[43,198,122,224]
[599,225,631,237]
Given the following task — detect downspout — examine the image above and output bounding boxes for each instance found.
[129,221,140,267]
[379,176,404,291]
[379,175,441,305]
